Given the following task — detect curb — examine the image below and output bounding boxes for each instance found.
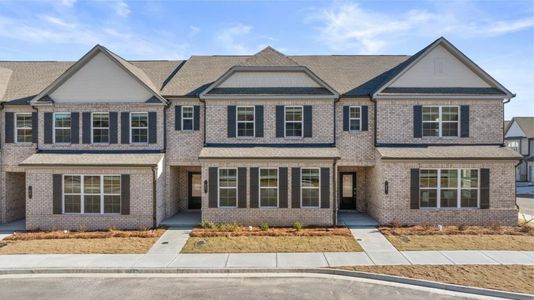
[0,267,531,300]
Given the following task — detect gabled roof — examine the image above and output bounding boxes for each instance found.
[239,46,299,67]
[508,117,534,138]
[30,45,169,104]
[372,37,514,99]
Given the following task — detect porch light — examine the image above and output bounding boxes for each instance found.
[28,186,32,199]
[384,181,389,195]
[204,180,208,194]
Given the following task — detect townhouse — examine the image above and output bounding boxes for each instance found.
[504,117,534,182]
[0,37,521,230]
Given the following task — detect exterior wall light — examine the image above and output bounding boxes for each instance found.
[204,180,208,194]
[28,186,33,199]
[384,181,389,195]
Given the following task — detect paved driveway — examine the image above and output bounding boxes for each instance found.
[0,274,487,300]
[517,197,534,216]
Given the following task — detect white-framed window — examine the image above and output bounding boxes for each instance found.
[285,106,303,137]
[54,112,71,144]
[349,106,361,131]
[301,168,320,208]
[218,168,237,208]
[92,112,109,144]
[15,113,32,143]
[419,169,479,209]
[236,106,255,137]
[182,106,194,131]
[506,140,520,153]
[130,112,148,144]
[63,175,121,214]
[260,168,278,208]
[422,106,459,137]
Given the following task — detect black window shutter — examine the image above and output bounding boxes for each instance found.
[238,168,247,208]
[410,169,420,209]
[250,168,259,208]
[31,112,38,144]
[82,112,91,144]
[121,174,130,215]
[303,105,312,138]
[175,105,181,130]
[208,167,218,208]
[53,174,62,214]
[5,112,14,143]
[343,106,349,131]
[292,168,301,208]
[460,105,469,138]
[320,168,330,208]
[413,105,422,138]
[255,105,264,137]
[227,106,236,138]
[70,112,79,144]
[480,168,490,209]
[276,105,284,137]
[109,112,118,144]
[121,112,130,144]
[44,112,53,144]
[148,111,157,144]
[279,168,288,208]
[361,106,369,131]
[194,105,200,131]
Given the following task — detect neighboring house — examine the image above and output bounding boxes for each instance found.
[504,117,534,182]
[0,37,521,230]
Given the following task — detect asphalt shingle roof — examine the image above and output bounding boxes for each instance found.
[199,147,340,159]
[377,146,522,160]
[512,117,534,138]
[20,153,164,166]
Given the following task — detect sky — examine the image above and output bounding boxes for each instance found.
[0,0,532,119]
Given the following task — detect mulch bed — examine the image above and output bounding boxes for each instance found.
[380,224,533,236]
[4,228,166,241]
[190,226,352,237]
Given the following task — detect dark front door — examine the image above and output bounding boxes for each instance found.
[188,172,201,209]
[340,172,357,210]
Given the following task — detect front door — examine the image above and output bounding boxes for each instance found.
[188,172,201,209]
[340,172,357,210]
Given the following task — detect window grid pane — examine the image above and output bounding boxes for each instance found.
[54,113,71,143]
[92,113,109,143]
[182,106,193,130]
[64,175,120,215]
[419,169,479,209]
[16,114,33,143]
[285,107,303,137]
[131,113,148,143]
[301,169,320,207]
[260,169,278,207]
[237,107,254,137]
[219,169,237,207]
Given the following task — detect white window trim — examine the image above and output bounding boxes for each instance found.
[53,112,71,144]
[419,168,480,209]
[284,105,304,138]
[91,112,110,144]
[422,106,460,138]
[506,140,520,153]
[259,167,279,208]
[62,175,121,215]
[129,112,148,144]
[15,113,32,144]
[300,167,321,208]
[236,106,255,138]
[181,106,194,131]
[218,168,238,208]
[348,106,362,132]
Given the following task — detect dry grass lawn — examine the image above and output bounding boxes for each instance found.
[181,235,362,253]
[338,265,534,294]
[386,235,534,251]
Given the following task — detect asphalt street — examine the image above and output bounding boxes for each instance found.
[517,197,534,216]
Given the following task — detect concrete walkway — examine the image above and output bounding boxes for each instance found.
[0,219,25,241]
[147,226,192,254]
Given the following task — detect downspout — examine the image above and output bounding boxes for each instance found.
[332,95,340,225]
[515,159,522,211]
[152,165,158,228]
[200,97,207,146]
[370,95,377,147]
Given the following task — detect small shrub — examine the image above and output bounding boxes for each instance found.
[294,222,303,231]
[390,218,401,228]
[491,223,502,232]
[201,220,215,229]
[458,224,466,231]
[260,223,269,231]
[217,222,240,232]
[420,222,433,231]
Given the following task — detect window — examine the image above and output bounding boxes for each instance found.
[92,112,109,144]
[422,106,459,137]
[285,106,303,137]
[15,113,32,143]
[182,106,194,131]
[236,106,254,137]
[130,112,148,143]
[260,168,278,208]
[506,140,519,153]
[63,175,121,214]
[349,106,361,131]
[419,169,479,208]
[301,168,320,207]
[218,168,237,207]
[54,112,71,144]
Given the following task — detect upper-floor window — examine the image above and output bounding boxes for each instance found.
[63,175,121,214]
[349,106,361,131]
[92,112,109,144]
[506,140,519,153]
[218,168,237,208]
[54,112,71,144]
[285,106,303,137]
[301,168,320,208]
[236,106,255,137]
[130,112,148,144]
[422,106,459,137]
[182,106,194,131]
[260,168,278,208]
[15,113,32,143]
[419,169,479,209]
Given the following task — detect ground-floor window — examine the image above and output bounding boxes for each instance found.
[260,168,278,208]
[301,168,320,208]
[63,175,121,214]
[419,169,479,208]
[218,168,237,208]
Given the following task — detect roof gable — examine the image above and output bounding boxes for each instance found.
[505,120,527,138]
[239,47,299,67]
[509,117,534,138]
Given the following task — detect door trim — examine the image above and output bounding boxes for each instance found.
[188,172,201,210]
[339,172,357,210]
